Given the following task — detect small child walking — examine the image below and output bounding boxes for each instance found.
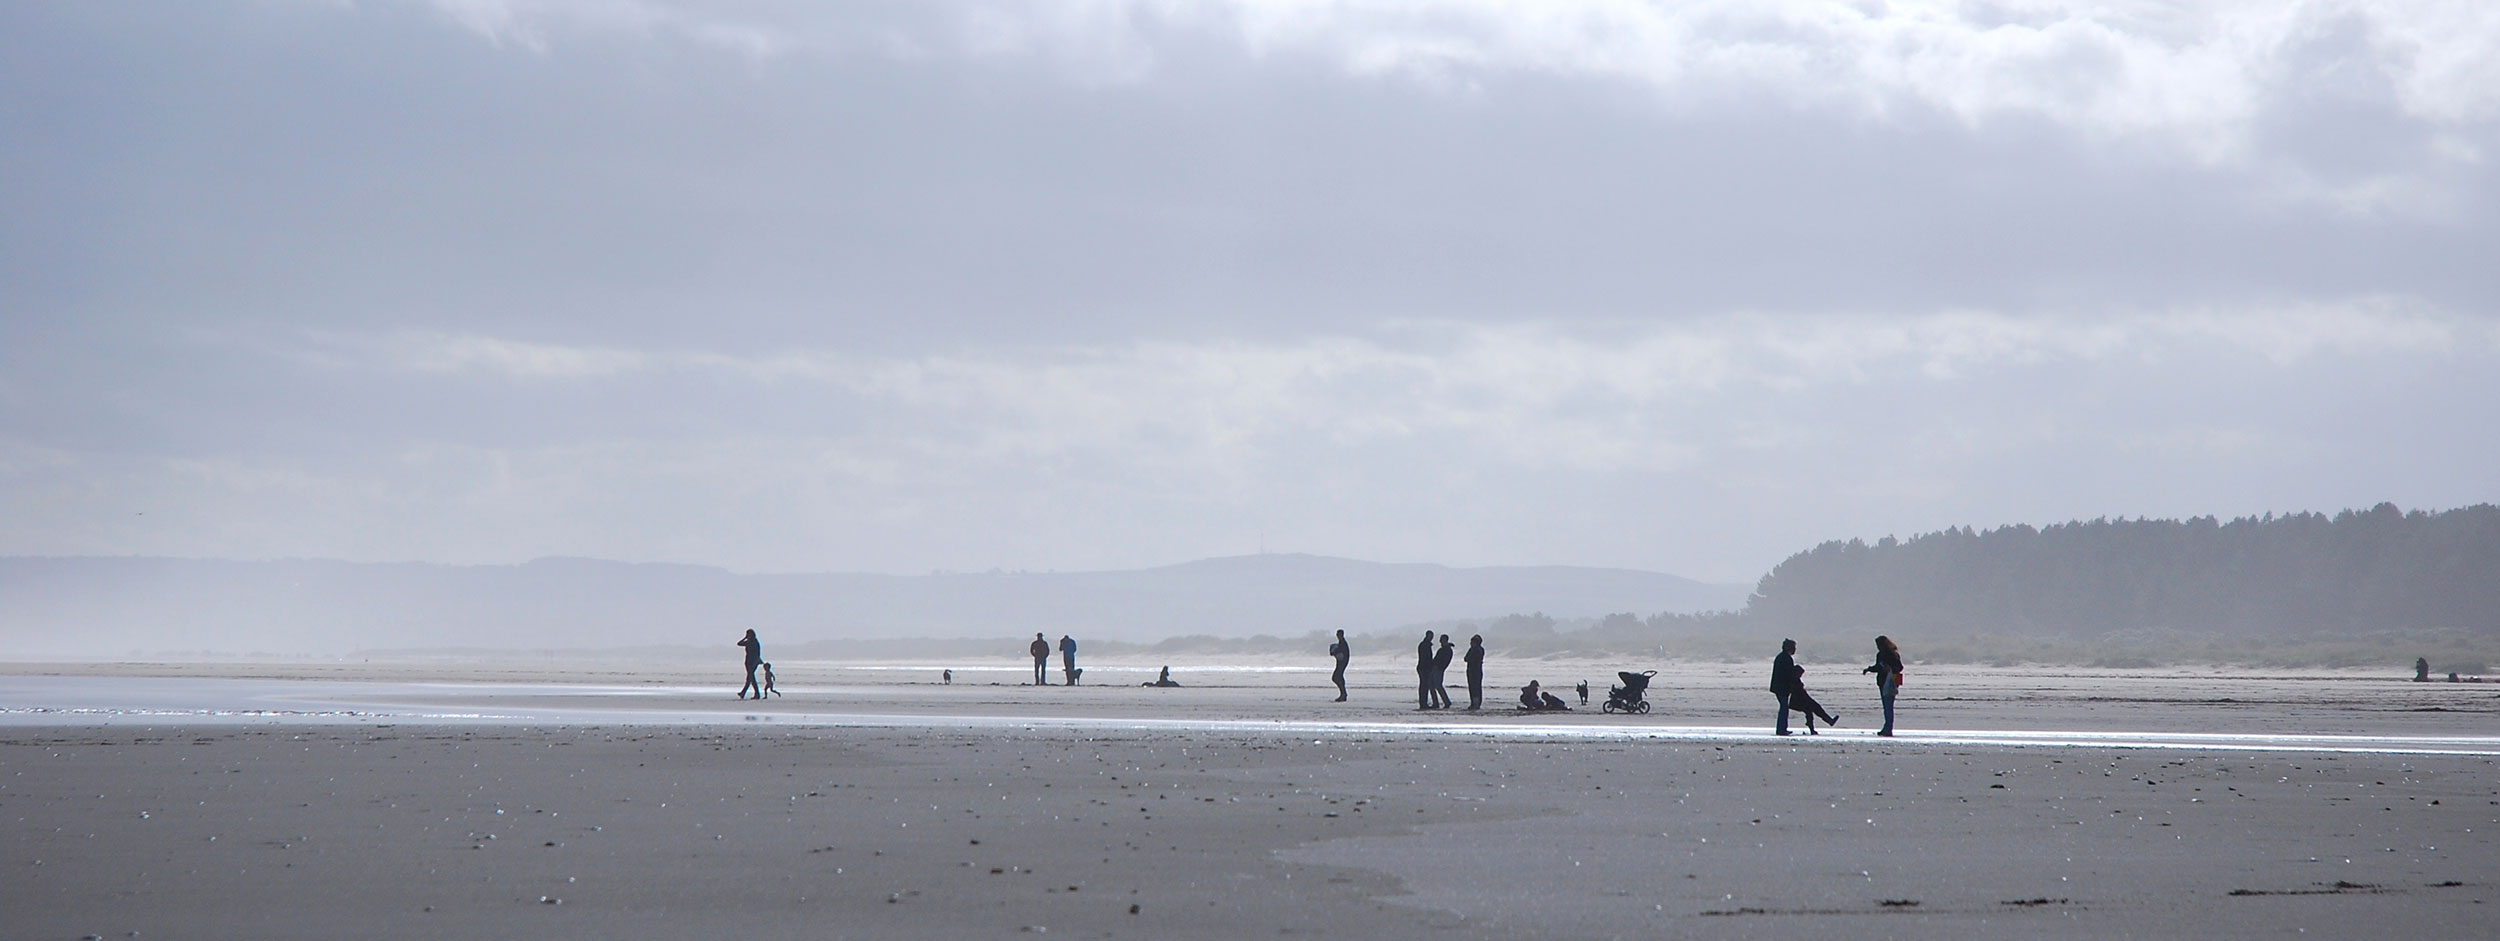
[761,662,782,698]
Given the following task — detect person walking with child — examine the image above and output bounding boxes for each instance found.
[1863,635,1903,736]
[736,629,764,700]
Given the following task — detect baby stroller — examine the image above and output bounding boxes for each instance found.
[1602,670,1655,714]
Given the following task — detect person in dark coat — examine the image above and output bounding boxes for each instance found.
[736,629,763,700]
[1770,639,1797,734]
[1029,633,1050,686]
[1462,635,1486,710]
[1059,634,1081,686]
[1428,634,1456,709]
[1328,630,1351,702]
[1863,635,1904,736]
[1416,630,1436,710]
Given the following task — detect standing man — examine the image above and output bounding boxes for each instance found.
[1328,630,1351,702]
[1030,633,1051,686]
[1415,630,1436,710]
[1462,634,1486,710]
[1059,634,1080,686]
[736,629,763,700]
[1770,638,1799,735]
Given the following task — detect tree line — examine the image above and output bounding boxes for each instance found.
[1739,503,2500,638]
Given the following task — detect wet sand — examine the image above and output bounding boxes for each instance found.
[4,660,2497,938]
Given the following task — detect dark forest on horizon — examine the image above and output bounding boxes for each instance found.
[748,503,2500,672]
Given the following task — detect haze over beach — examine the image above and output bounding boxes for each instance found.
[4,1,2498,938]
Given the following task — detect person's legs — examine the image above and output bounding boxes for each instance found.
[1774,691,1791,734]
[1332,664,1347,701]
[1418,672,1431,709]
[1879,685,1896,735]
[1467,670,1483,710]
[1034,657,1046,685]
[741,664,760,699]
[1063,654,1076,685]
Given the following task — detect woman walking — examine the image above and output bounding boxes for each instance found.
[1863,635,1903,737]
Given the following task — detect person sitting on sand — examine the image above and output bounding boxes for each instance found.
[760,661,781,698]
[1143,666,1181,688]
[736,629,764,700]
[1541,688,1571,711]
[1781,649,1838,734]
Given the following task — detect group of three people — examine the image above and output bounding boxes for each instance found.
[1771,635,1904,736]
[1412,630,1489,710]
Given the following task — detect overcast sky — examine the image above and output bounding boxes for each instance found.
[3,1,2495,582]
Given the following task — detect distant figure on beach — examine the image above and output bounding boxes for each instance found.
[760,662,781,698]
[1575,680,1589,707]
[1030,633,1050,685]
[1143,666,1181,688]
[736,629,764,700]
[1059,634,1081,686]
[1770,639,1797,734]
[1328,630,1351,702]
[2416,657,2432,682]
[1463,635,1486,710]
[1863,635,1903,736]
[1440,633,1460,705]
[943,669,953,684]
[1416,630,1436,710]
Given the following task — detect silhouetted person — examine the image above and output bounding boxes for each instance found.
[2416,657,2432,683]
[1520,680,1543,709]
[1029,633,1050,685]
[1787,665,1838,735]
[1575,680,1589,707]
[1864,635,1903,736]
[1416,630,1436,710]
[736,629,763,700]
[1541,688,1570,711]
[1429,634,1456,709]
[1328,630,1351,702]
[1144,666,1181,687]
[760,661,781,698]
[1059,634,1080,686]
[943,669,953,684]
[1770,639,1797,735]
[1462,635,1486,710]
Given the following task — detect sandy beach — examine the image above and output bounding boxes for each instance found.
[5,659,2497,938]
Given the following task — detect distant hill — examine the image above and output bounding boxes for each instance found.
[0,553,1746,657]
[1744,503,2500,639]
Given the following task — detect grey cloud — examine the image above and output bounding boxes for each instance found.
[2,1,2494,588]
